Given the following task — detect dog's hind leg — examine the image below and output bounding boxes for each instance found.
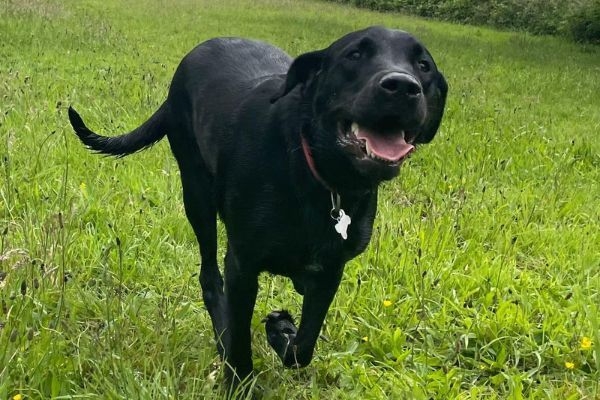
[177,156,227,356]
[222,247,259,385]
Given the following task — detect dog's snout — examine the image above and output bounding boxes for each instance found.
[379,72,422,98]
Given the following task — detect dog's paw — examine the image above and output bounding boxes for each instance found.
[263,310,298,364]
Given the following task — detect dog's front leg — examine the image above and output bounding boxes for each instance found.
[222,249,259,387]
[266,267,343,368]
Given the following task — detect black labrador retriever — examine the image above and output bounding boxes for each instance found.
[68,26,447,386]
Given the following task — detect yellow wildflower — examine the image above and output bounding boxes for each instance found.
[13,394,23,400]
[580,336,592,350]
[79,182,87,198]
[362,336,369,342]
[383,300,393,307]
[565,361,575,370]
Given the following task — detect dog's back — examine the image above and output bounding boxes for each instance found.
[166,38,293,175]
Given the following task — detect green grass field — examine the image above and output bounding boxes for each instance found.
[1,0,599,398]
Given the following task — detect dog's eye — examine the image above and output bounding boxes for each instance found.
[346,50,362,61]
[418,60,431,72]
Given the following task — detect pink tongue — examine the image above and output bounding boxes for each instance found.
[356,129,415,162]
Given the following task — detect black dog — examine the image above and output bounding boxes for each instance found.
[68,26,447,386]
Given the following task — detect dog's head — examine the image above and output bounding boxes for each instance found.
[273,26,448,189]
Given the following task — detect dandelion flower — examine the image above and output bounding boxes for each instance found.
[580,336,592,350]
[383,300,392,307]
[13,394,23,400]
[362,336,369,342]
[565,361,575,370]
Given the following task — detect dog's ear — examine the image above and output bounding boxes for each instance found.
[270,50,325,104]
[415,72,448,144]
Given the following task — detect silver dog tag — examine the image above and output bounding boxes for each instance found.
[334,209,351,240]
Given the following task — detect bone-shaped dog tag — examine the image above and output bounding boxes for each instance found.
[334,209,351,240]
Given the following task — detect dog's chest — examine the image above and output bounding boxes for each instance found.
[223,175,376,273]
[258,208,371,276]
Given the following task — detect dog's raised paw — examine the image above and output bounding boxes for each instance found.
[263,310,298,362]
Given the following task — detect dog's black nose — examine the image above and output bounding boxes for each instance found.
[379,72,422,98]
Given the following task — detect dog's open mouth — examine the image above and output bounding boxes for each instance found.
[340,121,415,164]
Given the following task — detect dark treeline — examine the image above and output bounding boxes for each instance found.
[327,0,600,44]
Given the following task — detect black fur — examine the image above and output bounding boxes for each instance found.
[68,26,448,387]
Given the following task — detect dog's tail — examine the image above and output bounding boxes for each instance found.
[68,103,169,157]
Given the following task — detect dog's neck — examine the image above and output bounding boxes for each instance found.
[300,134,336,193]
[299,132,376,200]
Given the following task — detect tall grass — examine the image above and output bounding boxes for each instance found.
[1,0,599,398]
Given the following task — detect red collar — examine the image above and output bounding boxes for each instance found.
[300,135,335,193]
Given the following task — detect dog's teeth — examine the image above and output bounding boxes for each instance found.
[351,122,359,135]
[365,141,372,157]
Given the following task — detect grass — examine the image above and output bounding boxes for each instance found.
[1,0,599,398]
